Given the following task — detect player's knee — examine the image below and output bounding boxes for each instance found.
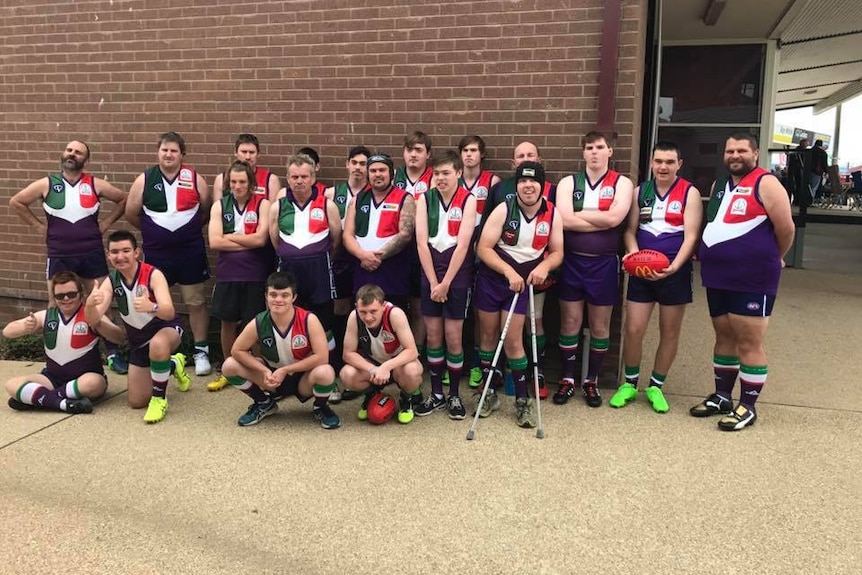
[221,357,241,377]
[311,364,335,383]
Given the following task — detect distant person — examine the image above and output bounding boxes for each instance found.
[809,139,829,203]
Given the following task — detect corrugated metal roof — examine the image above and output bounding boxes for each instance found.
[781,0,862,42]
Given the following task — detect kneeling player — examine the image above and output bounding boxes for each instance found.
[340,284,424,424]
[221,271,340,429]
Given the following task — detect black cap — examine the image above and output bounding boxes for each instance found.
[515,161,545,188]
[367,153,394,172]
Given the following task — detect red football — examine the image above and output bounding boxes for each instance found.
[623,249,670,278]
[367,392,396,425]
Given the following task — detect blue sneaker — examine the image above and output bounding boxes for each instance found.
[107,353,129,375]
[237,398,278,426]
[313,405,342,429]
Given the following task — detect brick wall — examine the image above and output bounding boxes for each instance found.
[0,0,647,311]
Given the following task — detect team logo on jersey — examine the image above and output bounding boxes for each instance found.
[381,203,399,211]
[154,183,163,191]
[449,207,463,221]
[600,186,615,199]
[414,182,428,195]
[730,198,747,216]
[254,186,266,195]
[381,331,395,343]
[47,321,59,331]
[135,286,148,297]
[245,212,258,224]
[746,301,761,311]
[52,184,64,193]
[505,193,516,201]
[536,221,550,236]
[574,192,584,201]
[180,169,193,181]
[735,187,752,196]
[394,182,406,189]
[310,208,325,221]
[73,321,89,335]
[507,220,519,230]
[360,204,370,213]
[114,286,124,297]
[292,335,307,348]
[668,200,683,213]
[79,183,93,196]
[336,195,346,204]
[262,337,274,348]
[474,186,488,199]
[224,213,234,221]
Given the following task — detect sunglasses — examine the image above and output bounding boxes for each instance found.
[53,291,80,301]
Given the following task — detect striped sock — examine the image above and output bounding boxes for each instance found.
[446,351,464,397]
[150,359,171,399]
[559,333,580,381]
[739,364,767,412]
[227,375,269,403]
[713,354,740,400]
[624,365,640,387]
[313,381,337,408]
[649,371,667,388]
[427,346,446,397]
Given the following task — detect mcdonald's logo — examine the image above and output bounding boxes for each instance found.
[634,265,654,278]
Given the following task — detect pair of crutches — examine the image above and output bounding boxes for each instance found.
[466,285,545,440]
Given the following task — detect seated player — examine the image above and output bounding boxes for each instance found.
[340,284,424,424]
[3,271,124,413]
[220,271,340,429]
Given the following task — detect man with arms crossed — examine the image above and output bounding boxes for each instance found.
[86,231,190,423]
[340,284,424,424]
[4,271,124,414]
[610,141,703,413]
[220,271,340,429]
[554,131,634,407]
[690,133,794,431]
[125,132,213,376]
[206,160,273,392]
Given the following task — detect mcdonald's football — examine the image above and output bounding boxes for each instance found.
[367,393,396,425]
[623,249,670,278]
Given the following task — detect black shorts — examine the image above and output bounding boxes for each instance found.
[40,367,106,389]
[128,324,184,367]
[277,253,335,308]
[420,284,472,320]
[145,250,210,286]
[273,372,312,402]
[627,262,693,306]
[46,252,108,280]
[211,281,267,324]
[706,288,776,318]
[333,265,354,300]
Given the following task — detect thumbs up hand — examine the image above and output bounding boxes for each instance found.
[24,311,38,333]
[133,286,151,313]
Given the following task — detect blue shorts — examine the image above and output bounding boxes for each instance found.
[40,367,106,389]
[706,288,776,318]
[420,284,472,320]
[627,262,693,306]
[272,372,312,402]
[560,253,620,306]
[145,250,209,286]
[278,253,335,308]
[46,252,109,280]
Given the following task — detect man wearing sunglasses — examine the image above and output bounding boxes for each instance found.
[3,271,124,413]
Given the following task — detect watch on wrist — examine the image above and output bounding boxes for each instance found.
[151,303,159,314]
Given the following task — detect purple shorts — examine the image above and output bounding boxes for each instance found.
[706,288,775,318]
[627,261,693,306]
[420,284,472,320]
[560,253,620,306]
[473,268,528,315]
[46,252,109,280]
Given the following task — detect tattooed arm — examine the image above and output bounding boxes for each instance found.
[374,194,415,261]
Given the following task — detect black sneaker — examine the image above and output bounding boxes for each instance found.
[717,404,756,431]
[553,379,576,405]
[689,393,733,417]
[7,398,37,411]
[447,396,466,420]
[313,404,342,429]
[415,394,446,416]
[65,398,94,414]
[582,382,602,408]
[341,389,362,401]
[410,392,425,409]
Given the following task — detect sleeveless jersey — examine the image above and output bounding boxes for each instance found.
[699,167,781,294]
[216,193,271,282]
[43,173,103,257]
[483,177,555,227]
[352,187,410,252]
[42,305,102,382]
[254,168,274,197]
[484,197,555,278]
[356,302,404,365]
[460,170,496,226]
[565,170,622,256]
[393,166,433,197]
[332,182,371,223]
[255,307,313,368]
[140,165,204,252]
[276,189,331,259]
[636,177,691,257]
[423,186,475,288]
[109,263,178,348]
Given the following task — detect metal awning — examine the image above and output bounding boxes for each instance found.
[662,0,862,112]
